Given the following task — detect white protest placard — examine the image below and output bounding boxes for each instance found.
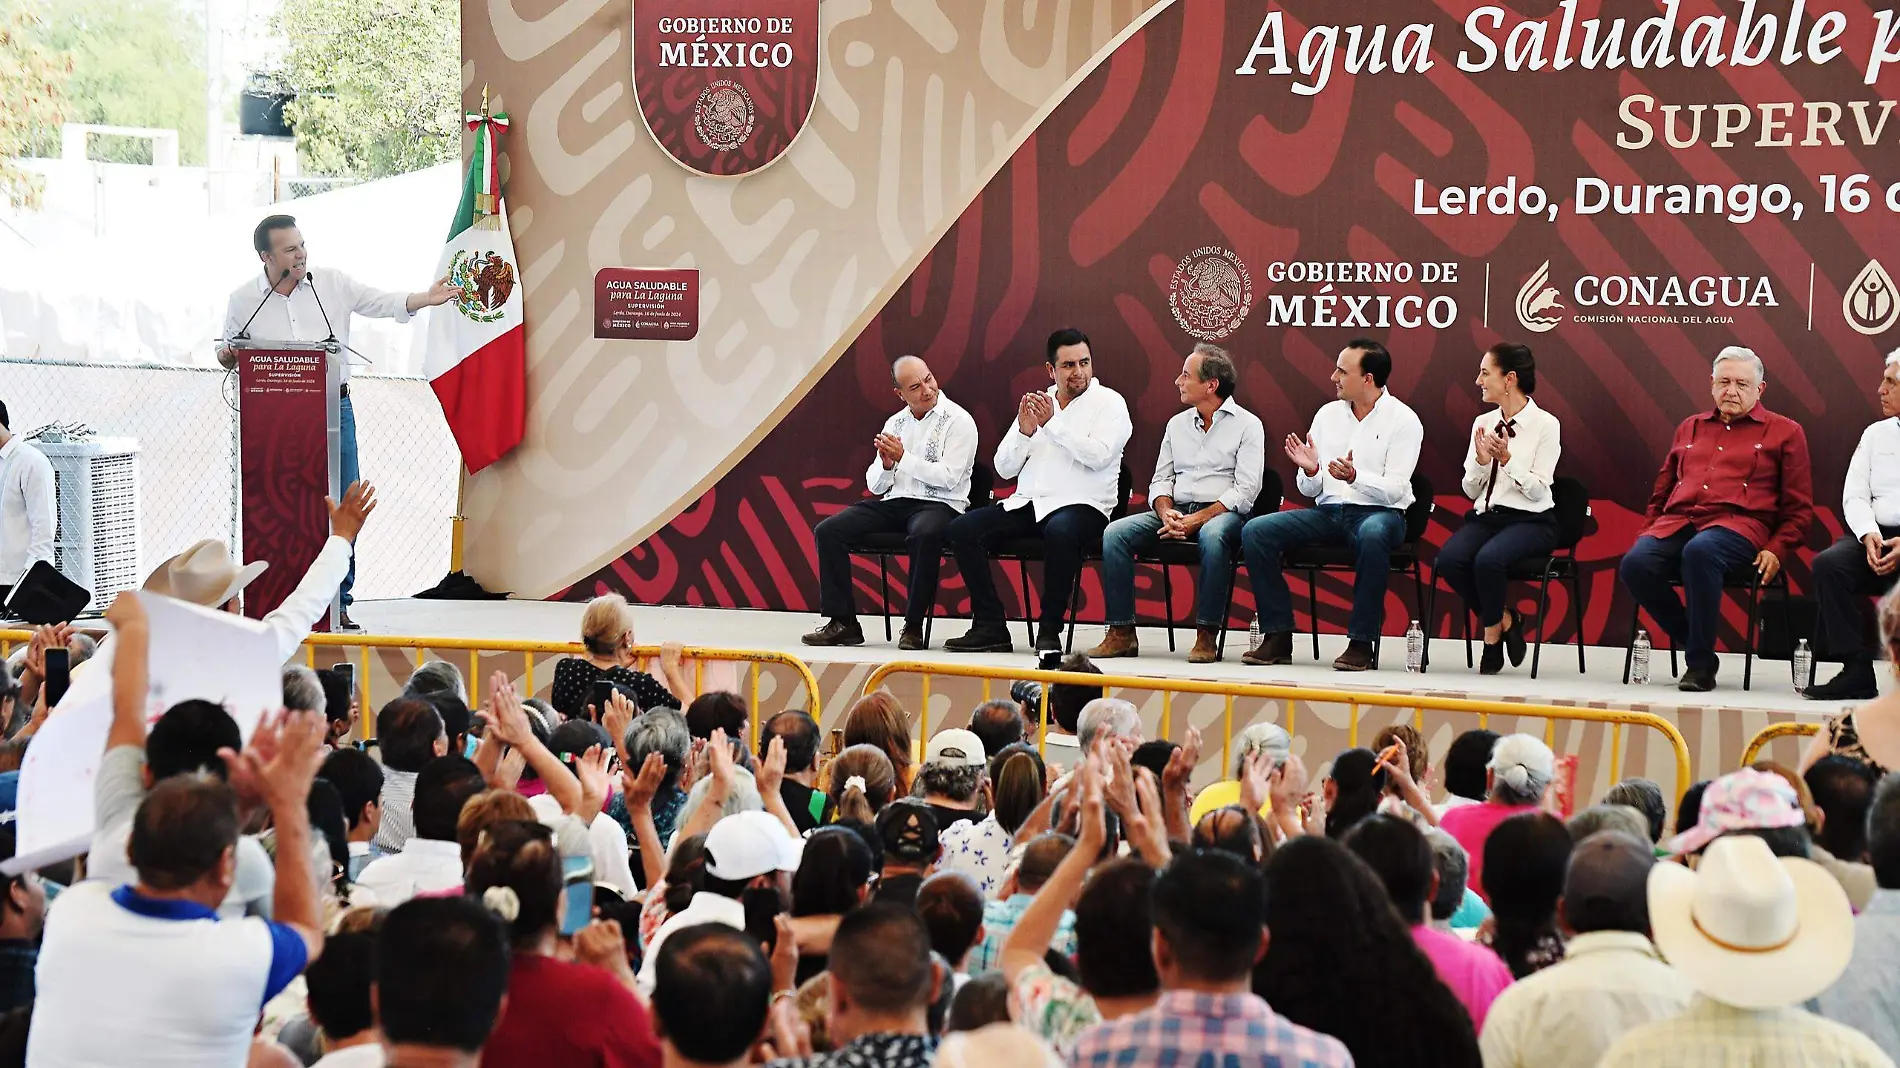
[7,592,282,873]
[139,593,280,738]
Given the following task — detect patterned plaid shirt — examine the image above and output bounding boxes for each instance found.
[0,939,34,1013]
[1598,995,1893,1068]
[1068,991,1354,1068]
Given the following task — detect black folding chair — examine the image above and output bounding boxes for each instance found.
[1422,476,1592,678]
[992,464,1134,649]
[1283,473,1435,666]
[1621,562,1787,691]
[1132,470,1284,658]
[841,463,993,642]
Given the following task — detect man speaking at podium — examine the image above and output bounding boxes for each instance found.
[218,213,460,628]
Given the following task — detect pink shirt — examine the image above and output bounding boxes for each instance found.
[1412,925,1513,1031]
[1438,801,1539,901]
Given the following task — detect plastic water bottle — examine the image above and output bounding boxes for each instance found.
[1248,613,1263,652]
[1405,619,1425,673]
[1631,629,1652,685]
[1793,638,1813,694]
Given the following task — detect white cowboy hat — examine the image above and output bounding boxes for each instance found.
[1648,834,1854,1009]
[141,539,268,608]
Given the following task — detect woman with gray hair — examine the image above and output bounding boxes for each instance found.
[1189,722,1293,823]
[1437,733,1555,902]
[609,708,692,848]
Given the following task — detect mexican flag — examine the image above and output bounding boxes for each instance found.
[423,107,525,474]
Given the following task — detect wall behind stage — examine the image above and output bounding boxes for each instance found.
[556,0,1899,652]
[458,0,1162,595]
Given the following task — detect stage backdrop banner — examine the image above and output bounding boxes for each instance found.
[238,348,331,620]
[568,0,1900,651]
[632,0,820,177]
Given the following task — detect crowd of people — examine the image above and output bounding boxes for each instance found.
[802,334,1900,699]
[2,460,1900,1067]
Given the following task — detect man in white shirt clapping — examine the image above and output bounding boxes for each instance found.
[805,356,977,651]
[945,328,1132,654]
[1241,339,1423,671]
[1090,344,1264,664]
[1808,351,1900,701]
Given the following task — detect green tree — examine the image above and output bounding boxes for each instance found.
[32,0,207,166]
[275,0,459,180]
[0,1,70,209]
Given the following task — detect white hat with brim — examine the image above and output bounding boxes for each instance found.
[142,539,268,609]
[1648,834,1855,1009]
[704,810,804,881]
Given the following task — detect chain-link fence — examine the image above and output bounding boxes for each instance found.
[1,358,456,607]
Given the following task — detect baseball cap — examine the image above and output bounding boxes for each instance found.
[876,800,941,864]
[704,811,804,881]
[925,728,987,768]
[1663,768,1804,856]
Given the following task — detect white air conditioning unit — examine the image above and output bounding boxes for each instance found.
[38,438,141,613]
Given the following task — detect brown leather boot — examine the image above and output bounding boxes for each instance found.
[1187,627,1221,664]
[1087,625,1139,658]
[1242,631,1293,666]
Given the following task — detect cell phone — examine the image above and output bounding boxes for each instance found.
[1038,649,1063,672]
[43,647,70,708]
[332,661,355,695]
[589,680,615,719]
[560,854,597,936]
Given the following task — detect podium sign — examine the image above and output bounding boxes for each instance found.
[234,343,337,622]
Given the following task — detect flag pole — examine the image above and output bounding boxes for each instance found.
[450,463,468,572]
[415,83,509,601]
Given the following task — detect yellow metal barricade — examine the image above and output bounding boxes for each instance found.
[0,628,817,749]
[298,635,819,746]
[1741,722,1822,767]
[863,660,1695,800]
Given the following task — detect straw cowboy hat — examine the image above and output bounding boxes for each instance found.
[141,539,268,608]
[1648,833,1854,1009]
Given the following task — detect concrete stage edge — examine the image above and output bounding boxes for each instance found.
[349,599,1871,801]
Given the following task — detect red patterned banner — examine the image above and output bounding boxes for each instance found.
[580,0,1900,651]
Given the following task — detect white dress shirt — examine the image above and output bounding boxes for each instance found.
[994,382,1132,520]
[221,270,413,382]
[1459,397,1561,514]
[865,394,979,511]
[0,435,55,583]
[1150,396,1267,513]
[526,793,639,902]
[1294,390,1424,509]
[1478,930,1693,1068]
[1843,418,1900,540]
[636,891,746,996]
[352,836,464,908]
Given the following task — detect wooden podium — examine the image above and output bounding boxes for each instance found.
[230,341,340,623]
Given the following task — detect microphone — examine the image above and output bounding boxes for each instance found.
[305,268,338,350]
[232,267,292,342]
[304,270,370,365]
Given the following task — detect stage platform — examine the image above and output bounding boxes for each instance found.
[350,598,1866,797]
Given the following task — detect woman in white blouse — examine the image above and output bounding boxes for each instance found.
[1437,343,1563,675]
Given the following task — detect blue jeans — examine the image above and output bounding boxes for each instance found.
[339,393,359,608]
[1617,526,1757,674]
[1242,505,1405,643]
[1101,507,1245,627]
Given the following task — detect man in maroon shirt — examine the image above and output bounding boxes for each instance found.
[1618,348,1814,692]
